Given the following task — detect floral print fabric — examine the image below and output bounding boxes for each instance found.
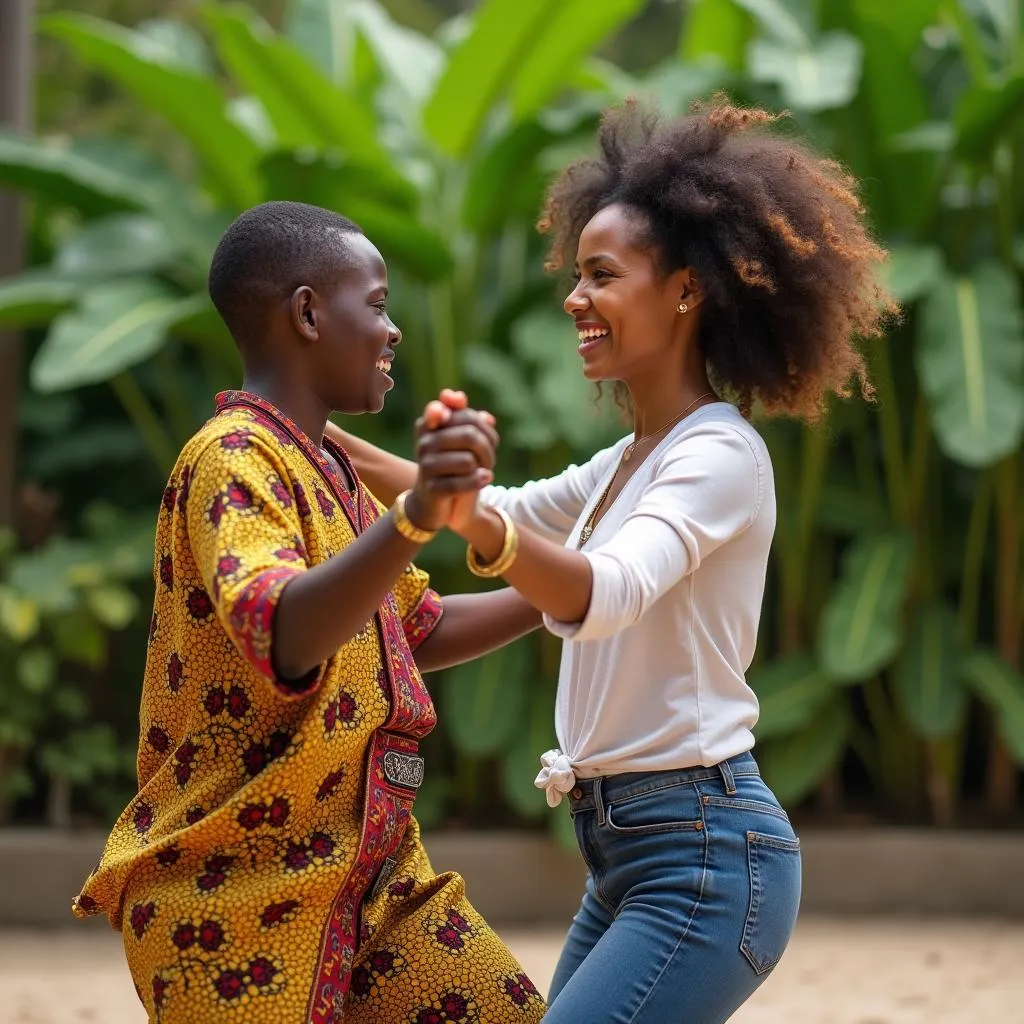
[73,392,545,1024]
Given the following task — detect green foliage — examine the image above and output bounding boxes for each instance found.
[0,511,150,824]
[758,697,849,805]
[895,603,966,738]
[4,0,1024,831]
[817,534,915,683]
[444,640,529,759]
[32,279,205,392]
[916,261,1024,467]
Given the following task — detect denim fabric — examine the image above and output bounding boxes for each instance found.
[543,753,801,1024]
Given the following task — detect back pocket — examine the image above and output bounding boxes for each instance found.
[741,831,802,975]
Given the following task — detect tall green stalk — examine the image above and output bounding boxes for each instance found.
[110,372,176,475]
[988,454,1022,812]
[870,344,910,525]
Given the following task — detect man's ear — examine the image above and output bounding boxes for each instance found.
[290,286,317,341]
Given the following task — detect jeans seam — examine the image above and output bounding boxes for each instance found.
[621,785,710,1023]
[603,769,760,805]
[701,796,791,822]
[741,831,764,972]
[580,813,614,915]
[604,779,705,835]
[741,830,799,974]
[747,830,801,852]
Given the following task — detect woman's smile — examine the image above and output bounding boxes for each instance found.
[575,321,611,359]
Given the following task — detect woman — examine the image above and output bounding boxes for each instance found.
[332,99,894,1022]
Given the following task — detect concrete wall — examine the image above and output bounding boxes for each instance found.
[2,828,1023,927]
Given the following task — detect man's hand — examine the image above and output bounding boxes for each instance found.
[422,390,498,532]
[404,392,499,531]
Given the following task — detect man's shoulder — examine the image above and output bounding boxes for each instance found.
[177,408,296,470]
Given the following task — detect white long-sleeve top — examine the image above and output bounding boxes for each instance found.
[481,403,775,805]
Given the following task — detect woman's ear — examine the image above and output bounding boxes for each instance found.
[679,268,704,310]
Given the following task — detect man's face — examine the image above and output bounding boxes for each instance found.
[306,233,401,415]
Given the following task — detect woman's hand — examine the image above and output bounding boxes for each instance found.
[428,389,499,528]
[405,393,499,531]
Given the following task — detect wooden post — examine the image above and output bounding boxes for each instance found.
[0,0,34,530]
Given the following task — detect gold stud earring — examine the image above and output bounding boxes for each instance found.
[677,302,688,314]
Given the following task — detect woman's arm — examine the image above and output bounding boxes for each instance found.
[327,392,625,544]
[455,426,762,638]
[325,423,416,504]
[413,590,543,673]
[325,390,486,503]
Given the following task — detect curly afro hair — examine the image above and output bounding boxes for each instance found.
[538,98,897,421]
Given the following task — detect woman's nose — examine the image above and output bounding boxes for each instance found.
[564,283,588,315]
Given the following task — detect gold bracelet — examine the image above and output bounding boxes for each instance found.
[391,489,438,544]
[466,508,519,578]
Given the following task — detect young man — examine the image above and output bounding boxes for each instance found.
[73,202,546,1024]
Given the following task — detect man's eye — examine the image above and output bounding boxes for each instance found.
[375,304,387,314]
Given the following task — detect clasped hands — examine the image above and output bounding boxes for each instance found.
[403,388,500,538]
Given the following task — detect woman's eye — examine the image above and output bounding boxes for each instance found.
[375,304,387,315]
[592,269,611,280]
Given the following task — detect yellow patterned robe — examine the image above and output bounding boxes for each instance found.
[73,391,546,1024]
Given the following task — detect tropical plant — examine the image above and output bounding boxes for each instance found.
[1,0,1022,832]
[675,0,1024,824]
[0,505,150,825]
[0,0,677,835]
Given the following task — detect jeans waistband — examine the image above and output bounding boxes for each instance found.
[567,752,760,815]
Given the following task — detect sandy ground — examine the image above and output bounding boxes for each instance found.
[3,917,1023,1022]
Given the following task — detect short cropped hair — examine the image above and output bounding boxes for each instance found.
[208,201,363,344]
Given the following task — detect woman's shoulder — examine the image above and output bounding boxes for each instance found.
[664,403,769,464]
[656,404,773,519]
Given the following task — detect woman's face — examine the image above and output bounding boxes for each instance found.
[564,203,694,385]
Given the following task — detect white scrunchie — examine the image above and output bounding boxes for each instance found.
[534,749,576,808]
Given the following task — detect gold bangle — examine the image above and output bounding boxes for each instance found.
[466,508,519,578]
[391,489,438,544]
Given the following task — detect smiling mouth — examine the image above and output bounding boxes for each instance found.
[376,357,393,375]
[576,327,609,343]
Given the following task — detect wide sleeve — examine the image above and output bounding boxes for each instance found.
[545,425,765,641]
[363,488,443,652]
[185,434,321,697]
[480,437,629,543]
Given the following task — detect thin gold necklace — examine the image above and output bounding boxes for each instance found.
[622,391,715,463]
[578,391,714,548]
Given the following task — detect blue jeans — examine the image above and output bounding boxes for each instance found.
[543,753,801,1024]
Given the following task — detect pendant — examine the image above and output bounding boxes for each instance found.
[622,448,632,463]
[579,525,592,545]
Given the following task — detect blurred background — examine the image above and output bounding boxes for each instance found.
[2,0,1023,844]
[0,1,1023,1017]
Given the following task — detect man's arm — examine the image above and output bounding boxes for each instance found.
[413,590,543,673]
[275,412,500,680]
[188,412,497,686]
[274,510,435,679]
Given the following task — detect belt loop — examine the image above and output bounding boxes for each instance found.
[594,779,606,826]
[719,757,737,795]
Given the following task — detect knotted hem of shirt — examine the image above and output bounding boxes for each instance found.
[534,749,576,808]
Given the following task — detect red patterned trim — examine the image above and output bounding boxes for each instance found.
[225,565,314,696]
[403,587,443,652]
[306,731,420,1024]
[379,593,437,738]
